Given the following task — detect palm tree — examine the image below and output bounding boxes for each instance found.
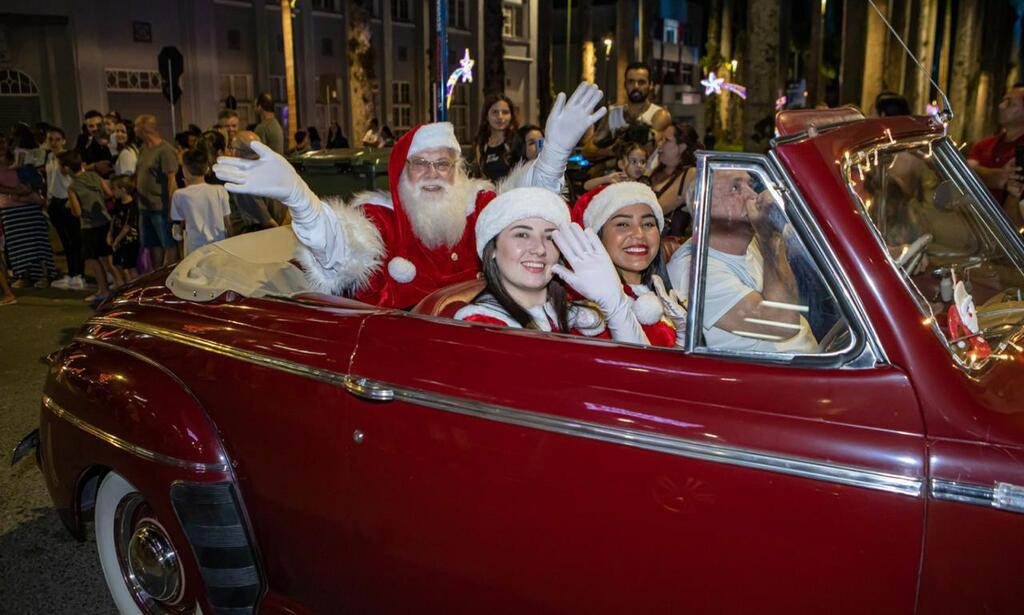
[346,0,377,141]
[744,0,781,152]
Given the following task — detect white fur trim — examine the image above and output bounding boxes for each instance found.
[569,303,607,336]
[453,302,521,327]
[409,122,461,156]
[584,182,664,232]
[387,257,417,284]
[631,292,664,325]
[294,196,385,295]
[495,160,534,194]
[349,189,393,211]
[474,187,570,258]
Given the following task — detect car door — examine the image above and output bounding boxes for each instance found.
[339,154,926,612]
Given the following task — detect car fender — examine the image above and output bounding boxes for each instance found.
[40,339,230,537]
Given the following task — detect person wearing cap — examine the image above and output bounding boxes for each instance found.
[572,182,686,347]
[214,82,607,309]
[455,187,649,345]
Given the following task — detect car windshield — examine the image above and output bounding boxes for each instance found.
[846,136,1024,369]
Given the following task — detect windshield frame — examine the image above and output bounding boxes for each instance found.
[843,136,1024,370]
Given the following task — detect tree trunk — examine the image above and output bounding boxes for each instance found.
[859,0,888,114]
[718,0,733,138]
[346,0,377,141]
[704,0,722,142]
[581,0,595,84]
[807,0,824,107]
[882,0,911,93]
[537,0,554,122]
[483,0,505,95]
[908,0,938,113]
[840,0,867,108]
[744,0,781,152]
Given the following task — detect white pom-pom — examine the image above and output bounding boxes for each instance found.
[387,257,417,284]
[632,293,664,325]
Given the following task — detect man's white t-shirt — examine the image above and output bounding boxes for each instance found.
[170,183,231,255]
[607,102,666,132]
[45,152,71,199]
[667,238,816,353]
[114,147,138,176]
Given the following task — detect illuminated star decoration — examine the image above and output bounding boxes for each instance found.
[775,95,788,111]
[925,101,940,117]
[445,49,475,109]
[700,71,748,100]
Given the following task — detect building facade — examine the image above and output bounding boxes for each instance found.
[0,0,540,146]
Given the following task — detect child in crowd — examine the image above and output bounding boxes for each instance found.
[108,175,140,283]
[170,148,231,256]
[583,140,650,191]
[60,149,115,304]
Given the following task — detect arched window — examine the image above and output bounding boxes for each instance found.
[0,69,39,96]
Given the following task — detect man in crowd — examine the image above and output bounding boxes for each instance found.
[667,169,816,353]
[226,131,278,234]
[218,109,241,153]
[254,93,285,154]
[76,109,113,172]
[969,84,1024,227]
[134,114,180,267]
[583,62,671,163]
[214,82,607,308]
[45,127,85,290]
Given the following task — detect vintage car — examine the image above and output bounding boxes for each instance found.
[14,108,1024,613]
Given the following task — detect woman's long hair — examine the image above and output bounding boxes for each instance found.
[475,94,520,167]
[664,122,702,169]
[478,237,570,332]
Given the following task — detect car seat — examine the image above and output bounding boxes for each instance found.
[412,278,486,318]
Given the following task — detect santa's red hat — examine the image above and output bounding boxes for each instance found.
[571,181,664,232]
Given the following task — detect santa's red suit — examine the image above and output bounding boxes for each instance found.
[293,123,505,308]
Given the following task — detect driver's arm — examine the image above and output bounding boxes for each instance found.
[713,236,802,337]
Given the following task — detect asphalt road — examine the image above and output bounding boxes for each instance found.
[0,287,116,613]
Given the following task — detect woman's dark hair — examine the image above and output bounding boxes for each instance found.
[478,236,570,332]
[196,130,226,171]
[13,123,37,149]
[307,126,321,146]
[475,94,520,166]
[294,130,307,144]
[511,124,542,163]
[614,140,647,161]
[663,122,702,169]
[174,131,191,150]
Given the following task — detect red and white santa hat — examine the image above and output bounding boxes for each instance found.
[571,182,664,232]
[475,187,570,258]
[407,121,462,157]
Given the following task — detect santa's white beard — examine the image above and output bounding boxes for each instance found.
[399,171,469,249]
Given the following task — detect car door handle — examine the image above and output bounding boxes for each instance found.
[344,376,395,402]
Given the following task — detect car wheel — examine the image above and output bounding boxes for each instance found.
[95,471,202,614]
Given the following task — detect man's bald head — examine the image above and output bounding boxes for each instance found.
[232,131,261,159]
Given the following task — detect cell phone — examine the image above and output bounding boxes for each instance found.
[536,138,544,153]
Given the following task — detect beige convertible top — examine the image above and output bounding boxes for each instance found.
[166,226,311,302]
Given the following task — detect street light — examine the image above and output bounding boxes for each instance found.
[603,36,614,95]
[603,36,614,58]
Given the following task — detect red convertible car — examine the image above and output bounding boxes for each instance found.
[15,109,1024,613]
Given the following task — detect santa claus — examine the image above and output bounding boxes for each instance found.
[213,82,607,308]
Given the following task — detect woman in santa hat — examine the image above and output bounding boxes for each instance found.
[456,186,650,344]
[571,181,687,347]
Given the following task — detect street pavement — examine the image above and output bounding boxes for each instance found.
[0,287,115,613]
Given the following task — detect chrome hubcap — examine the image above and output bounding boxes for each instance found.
[128,522,181,602]
[114,493,186,612]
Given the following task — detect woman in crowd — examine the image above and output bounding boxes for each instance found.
[292,130,310,155]
[650,122,702,236]
[572,182,686,347]
[0,144,57,287]
[380,126,396,147]
[112,120,140,176]
[514,124,544,164]
[474,94,521,182]
[455,186,650,345]
[582,140,649,191]
[307,126,322,151]
[327,121,349,148]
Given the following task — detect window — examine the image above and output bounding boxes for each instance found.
[681,64,694,86]
[106,68,163,92]
[269,75,285,103]
[312,0,339,11]
[449,0,469,30]
[670,158,854,359]
[321,37,333,56]
[502,4,522,39]
[227,29,242,51]
[392,81,412,129]
[663,19,679,45]
[391,0,411,22]
[398,46,408,62]
[219,74,255,125]
[132,21,152,43]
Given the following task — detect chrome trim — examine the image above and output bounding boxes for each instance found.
[83,318,921,496]
[88,316,347,387]
[359,375,924,498]
[931,479,1024,515]
[344,376,395,402]
[42,395,229,473]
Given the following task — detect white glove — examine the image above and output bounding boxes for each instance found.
[651,274,687,347]
[531,83,608,191]
[552,223,649,345]
[213,141,320,225]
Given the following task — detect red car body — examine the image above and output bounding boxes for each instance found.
[32,112,1024,613]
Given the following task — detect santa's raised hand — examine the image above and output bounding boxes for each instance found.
[213,141,319,223]
[529,82,608,192]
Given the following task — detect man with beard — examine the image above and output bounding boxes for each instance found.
[666,169,816,353]
[214,82,607,309]
[583,62,671,163]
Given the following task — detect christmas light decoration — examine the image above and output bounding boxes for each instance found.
[700,71,748,99]
[445,49,474,109]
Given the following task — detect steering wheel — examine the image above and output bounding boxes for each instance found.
[896,234,933,274]
[815,318,852,354]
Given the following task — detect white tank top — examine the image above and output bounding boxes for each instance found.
[607,102,665,132]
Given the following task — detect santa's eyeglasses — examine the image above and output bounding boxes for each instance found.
[408,157,456,174]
